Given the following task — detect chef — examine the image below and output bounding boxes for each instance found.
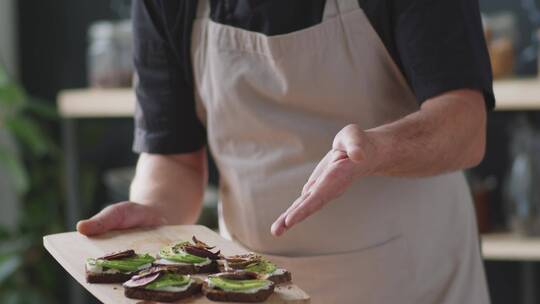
[77,0,494,303]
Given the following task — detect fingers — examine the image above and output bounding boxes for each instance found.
[272,158,355,236]
[302,150,347,195]
[271,192,311,236]
[284,191,325,230]
[76,202,167,236]
[272,124,369,237]
[302,151,332,195]
[270,213,287,237]
[285,160,351,229]
[271,191,324,237]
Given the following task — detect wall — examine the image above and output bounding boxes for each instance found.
[0,0,20,229]
[0,0,17,77]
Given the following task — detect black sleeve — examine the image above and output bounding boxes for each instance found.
[132,0,205,154]
[393,0,495,109]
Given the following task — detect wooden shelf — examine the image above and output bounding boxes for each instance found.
[56,79,540,118]
[493,78,540,111]
[58,88,134,118]
[482,233,540,261]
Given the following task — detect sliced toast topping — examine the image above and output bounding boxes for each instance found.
[98,249,135,260]
[123,268,163,288]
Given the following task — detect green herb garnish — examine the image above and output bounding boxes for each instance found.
[160,242,190,256]
[245,259,277,274]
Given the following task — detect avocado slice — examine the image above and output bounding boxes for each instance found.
[208,277,271,292]
[145,273,191,290]
[90,254,154,272]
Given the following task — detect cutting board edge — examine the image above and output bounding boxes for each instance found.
[43,234,121,304]
[42,226,311,304]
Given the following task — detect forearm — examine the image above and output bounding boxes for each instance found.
[130,149,208,225]
[359,89,487,177]
[272,89,488,235]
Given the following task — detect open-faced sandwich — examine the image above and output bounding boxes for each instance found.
[220,253,291,284]
[203,271,275,303]
[85,250,155,283]
[154,236,221,274]
[123,268,202,302]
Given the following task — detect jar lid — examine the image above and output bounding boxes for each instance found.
[88,21,115,40]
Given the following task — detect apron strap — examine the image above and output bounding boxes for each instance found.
[196,0,211,19]
[323,0,361,21]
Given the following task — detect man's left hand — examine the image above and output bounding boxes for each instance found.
[270,89,487,237]
[271,124,375,236]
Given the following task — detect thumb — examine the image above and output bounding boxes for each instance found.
[333,124,370,163]
[76,202,167,236]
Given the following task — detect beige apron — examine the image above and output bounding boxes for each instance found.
[191,0,490,302]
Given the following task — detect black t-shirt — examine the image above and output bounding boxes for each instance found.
[132,0,495,154]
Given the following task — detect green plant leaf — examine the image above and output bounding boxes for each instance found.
[0,254,22,285]
[0,237,32,256]
[0,83,25,109]
[0,146,29,194]
[0,287,44,304]
[0,65,8,86]
[0,63,64,303]
[24,98,58,120]
[5,117,49,157]
[0,290,21,304]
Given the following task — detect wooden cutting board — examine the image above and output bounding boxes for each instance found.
[43,225,310,304]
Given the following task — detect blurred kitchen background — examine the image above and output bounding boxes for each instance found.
[1,0,540,303]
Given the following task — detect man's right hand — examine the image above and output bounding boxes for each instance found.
[76,201,168,236]
[77,151,207,237]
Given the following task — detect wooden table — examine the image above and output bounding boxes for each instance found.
[482,233,540,261]
[58,89,135,118]
[492,79,540,111]
[482,233,540,304]
[58,79,540,119]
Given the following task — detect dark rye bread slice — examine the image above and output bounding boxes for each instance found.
[85,270,133,284]
[124,280,202,302]
[153,260,219,275]
[202,281,274,303]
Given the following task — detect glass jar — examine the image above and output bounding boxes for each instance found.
[87,20,133,88]
[505,117,540,236]
[483,13,518,79]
